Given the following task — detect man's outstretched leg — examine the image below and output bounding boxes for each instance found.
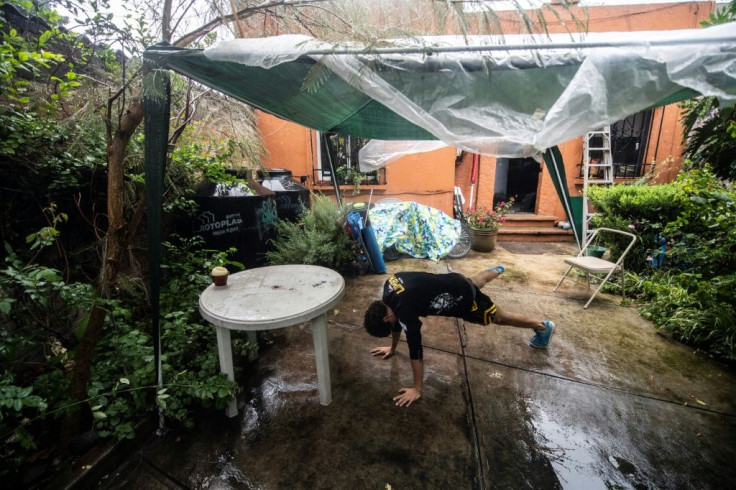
[494,307,556,349]
[471,265,506,289]
[469,265,556,348]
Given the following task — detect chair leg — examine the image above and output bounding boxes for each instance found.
[621,266,625,300]
[583,268,618,308]
[553,266,574,292]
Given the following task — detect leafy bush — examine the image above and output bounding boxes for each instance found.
[663,168,736,277]
[0,1,260,483]
[0,236,240,477]
[679,1,736,181]
[587,181,683,222]
[89,236,240,438]
[588,167,736,361]
[588,182,684,272]
[267,194,357,272]
[638,272,736,361]
[0,244,96,476]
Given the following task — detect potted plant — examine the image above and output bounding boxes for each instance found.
[336,164,365,195]
[466,198,515,252]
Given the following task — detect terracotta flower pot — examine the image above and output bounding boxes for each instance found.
[469,229,498,252]
[211,266,229,286]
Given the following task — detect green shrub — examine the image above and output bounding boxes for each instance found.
[0,236,241,476]
[0,245,97,475]
[586,167,736,361]
[588,182,684,273]
[662,168,736,277]
[679,1,736,181]
[638,271,736,361]
[266,194,356,272]
[587,181,683,222]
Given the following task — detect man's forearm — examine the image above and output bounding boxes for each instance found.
[391,330,401,351]
[410,359,423,391]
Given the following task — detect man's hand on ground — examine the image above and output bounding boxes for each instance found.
[393,387,421,407]
[371,346,394,359]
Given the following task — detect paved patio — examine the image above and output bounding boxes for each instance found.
[88,243,736,489]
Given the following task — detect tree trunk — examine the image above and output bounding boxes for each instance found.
[60,97,144,450]
[102,97,144,297]
[59,303,107,450]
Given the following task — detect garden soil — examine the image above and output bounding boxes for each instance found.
[62,243,736,489]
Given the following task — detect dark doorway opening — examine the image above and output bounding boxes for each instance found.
[493,157,541,213]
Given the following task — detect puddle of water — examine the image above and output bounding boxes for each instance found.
[528,402,636,490]
[205,454,259,490]
[255,377,316,411]
[240,404,261,437]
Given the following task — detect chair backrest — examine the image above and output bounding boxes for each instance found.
[580,227,638,266]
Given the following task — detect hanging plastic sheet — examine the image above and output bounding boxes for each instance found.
[358,140,449,172]
[200,23,736,160]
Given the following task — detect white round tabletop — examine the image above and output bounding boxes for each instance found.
[199,265,345,331]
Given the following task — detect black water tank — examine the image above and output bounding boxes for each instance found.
[262,168,294,180]
[259,168,310,221]
[191,178,278,270]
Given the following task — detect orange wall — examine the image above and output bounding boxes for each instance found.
[489,2,710,33]
[258,114,314,183]
[361,146,457,211]
[258,111,458,213]
[645,105,687,184]
[256,2,716,221]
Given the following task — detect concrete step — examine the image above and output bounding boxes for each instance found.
[502,214,557,229]
[498,226,574,242]
[487,214,574,242]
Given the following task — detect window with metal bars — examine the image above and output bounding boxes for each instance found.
[315,133,386,186]
[578,110,654,179]
[610,110,653,178]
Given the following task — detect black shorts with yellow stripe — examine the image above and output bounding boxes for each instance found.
[463,286,497,326]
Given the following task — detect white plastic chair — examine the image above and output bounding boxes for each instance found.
[553,227,638,308]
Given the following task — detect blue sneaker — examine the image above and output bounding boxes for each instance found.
[530,320,555,349]
[486,265,506,275]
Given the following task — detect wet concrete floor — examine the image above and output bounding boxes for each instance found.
[96,243,736,489]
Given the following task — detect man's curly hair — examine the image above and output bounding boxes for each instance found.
[364,300,392,337]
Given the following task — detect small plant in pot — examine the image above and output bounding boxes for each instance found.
[466,198,515,252]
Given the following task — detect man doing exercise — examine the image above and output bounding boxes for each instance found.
[363,266,555,407]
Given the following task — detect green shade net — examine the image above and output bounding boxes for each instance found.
[143,61,171,391]
[543,146,581,247]
[147,46,435,140]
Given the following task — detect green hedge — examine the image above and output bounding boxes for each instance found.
[587,182,684,272]
[587,168,736,361]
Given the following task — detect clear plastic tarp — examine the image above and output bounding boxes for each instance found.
[358,140,449,172]
[205,23,736,159]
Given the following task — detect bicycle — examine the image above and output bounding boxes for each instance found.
[447,187,471,259]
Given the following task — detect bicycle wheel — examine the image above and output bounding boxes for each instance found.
[447,223,471,258]
[383,245,403,262]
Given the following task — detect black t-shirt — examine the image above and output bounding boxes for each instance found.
[382,272,474,360]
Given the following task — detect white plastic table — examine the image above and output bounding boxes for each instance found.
[199,265,345,417]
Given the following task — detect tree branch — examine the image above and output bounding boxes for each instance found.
[162,0,173,42]
[229,0,247,38]
[169,86,210,147]
[172,0,332,47]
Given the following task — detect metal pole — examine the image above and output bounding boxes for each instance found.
[304,36,736,56]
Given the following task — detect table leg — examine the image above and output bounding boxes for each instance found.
[215,326,238,417]
[311,313,332,405]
